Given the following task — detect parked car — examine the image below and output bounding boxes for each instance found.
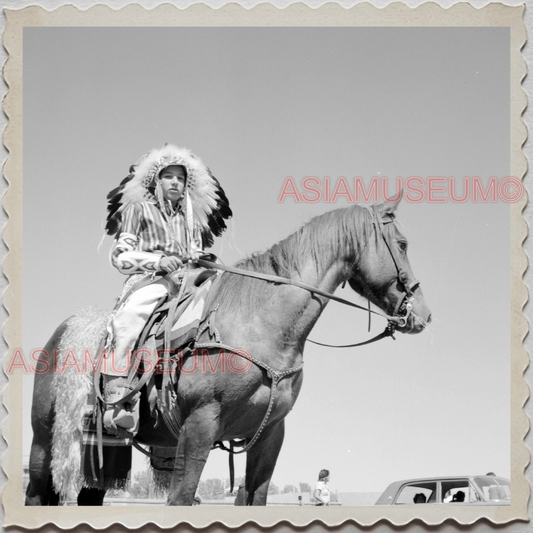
[375,474,510,506]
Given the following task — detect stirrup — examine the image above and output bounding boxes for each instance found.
[103,375,140,436]
[103,404,140,436]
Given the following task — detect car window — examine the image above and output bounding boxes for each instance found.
[395,482,436,504]
[441,480,479,503]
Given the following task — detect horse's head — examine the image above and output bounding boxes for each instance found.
[347,199,431,334]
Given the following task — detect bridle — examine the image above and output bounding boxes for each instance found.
[196,205,422,348]
[371,204,421,331]
[302,205,421,348]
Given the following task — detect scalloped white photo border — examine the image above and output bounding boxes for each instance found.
[1,2,528,529]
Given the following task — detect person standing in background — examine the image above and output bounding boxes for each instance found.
[314,469,331,506]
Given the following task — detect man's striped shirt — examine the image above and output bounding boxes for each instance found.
[111,201,202,274]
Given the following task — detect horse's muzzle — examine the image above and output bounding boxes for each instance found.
[396,312,431,334]
[394,294,431,334]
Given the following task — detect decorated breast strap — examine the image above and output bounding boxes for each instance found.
[195,309,304,493]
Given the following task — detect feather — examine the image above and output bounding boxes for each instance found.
[105,147,232,248]
[201,170,233,247]
[105,166,135,235]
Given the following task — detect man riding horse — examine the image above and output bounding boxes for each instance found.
[26,147,430,506]
[103,144,231,435]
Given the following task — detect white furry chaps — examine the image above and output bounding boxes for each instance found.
[50,307,109,499]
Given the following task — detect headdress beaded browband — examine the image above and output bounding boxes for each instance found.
[105,144,232,248]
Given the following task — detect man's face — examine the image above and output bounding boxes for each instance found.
[159,165,186,204]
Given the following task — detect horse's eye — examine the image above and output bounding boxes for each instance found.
[399,241,408,252]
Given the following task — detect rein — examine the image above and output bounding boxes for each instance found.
[197,258,398,323]
[196,205,420,348]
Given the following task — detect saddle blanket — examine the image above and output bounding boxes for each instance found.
[154,274,216,350]
[80,394,132,490]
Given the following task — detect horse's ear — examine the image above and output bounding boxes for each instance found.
[376,189,403,219]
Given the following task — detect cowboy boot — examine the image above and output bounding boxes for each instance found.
[102,374,140,436]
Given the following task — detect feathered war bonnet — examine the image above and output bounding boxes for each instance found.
[105,144,232,248]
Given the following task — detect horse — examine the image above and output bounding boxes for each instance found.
[25,199,431,506]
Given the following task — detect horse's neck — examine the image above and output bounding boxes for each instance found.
[296,258,346,294]
[213,245,352,370]
[280,256,348,346]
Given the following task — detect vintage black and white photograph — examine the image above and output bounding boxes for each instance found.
[1,1,528,529]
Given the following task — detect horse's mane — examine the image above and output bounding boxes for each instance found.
[210,204,375,316]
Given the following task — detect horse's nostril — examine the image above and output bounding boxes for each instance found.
[427,313,432,324]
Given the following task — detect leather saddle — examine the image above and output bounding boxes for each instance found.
[134,263,221,432]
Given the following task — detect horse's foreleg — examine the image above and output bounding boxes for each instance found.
[234,484,246,505]
[167,404,220,506]
[237,419,285,506]
[77,487,106,506]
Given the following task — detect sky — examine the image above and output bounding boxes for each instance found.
[21,26,511,495]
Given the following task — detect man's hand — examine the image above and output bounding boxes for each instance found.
[159,256,183,272]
